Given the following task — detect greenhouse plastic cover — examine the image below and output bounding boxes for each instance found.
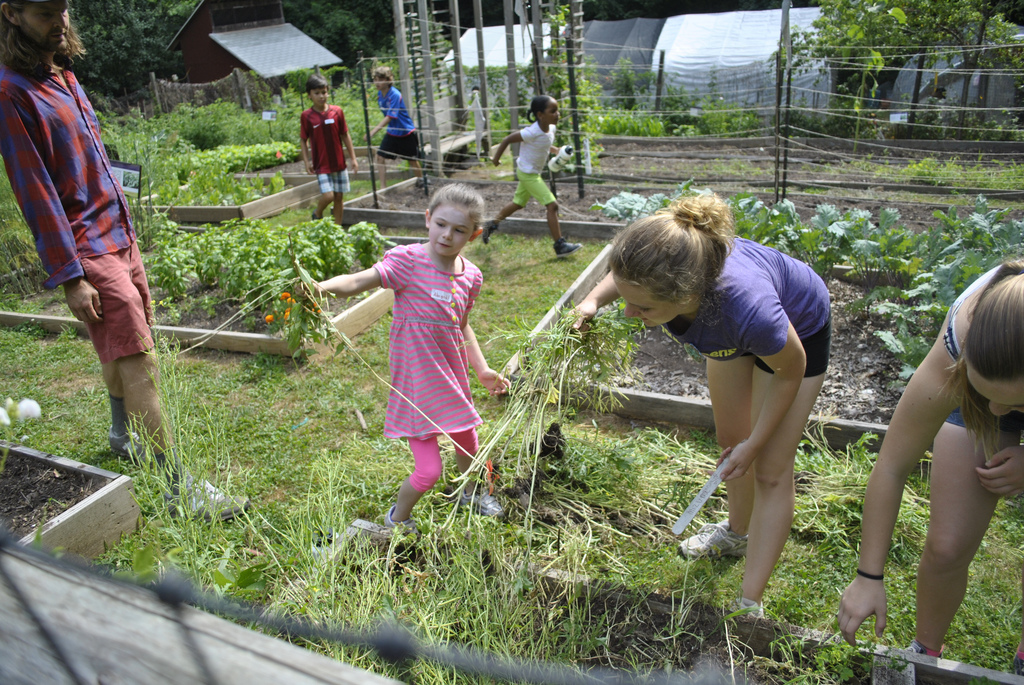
[446,24,551,67]
[582,18,666,74]
[653,7,827,107]
[449,9,829,108]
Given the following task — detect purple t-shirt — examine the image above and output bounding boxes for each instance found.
[663,238,830,361]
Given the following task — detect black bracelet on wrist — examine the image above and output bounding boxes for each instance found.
[856,568,884,581]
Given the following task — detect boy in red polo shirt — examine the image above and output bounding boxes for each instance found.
[300,73,359,225]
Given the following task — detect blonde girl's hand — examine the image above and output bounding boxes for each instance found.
[719,441,757,481]
[976,445,1024,496]
[478,369,509,396]
[572,300,598,332]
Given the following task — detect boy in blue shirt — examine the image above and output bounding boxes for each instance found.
[369,65,422,188]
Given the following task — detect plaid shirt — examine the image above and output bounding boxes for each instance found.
[0,63,133,289]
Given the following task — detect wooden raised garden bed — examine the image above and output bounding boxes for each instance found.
[511,245,889,451]
[0,286,392,357]
[1,441,138,558]
[153,180,321,224]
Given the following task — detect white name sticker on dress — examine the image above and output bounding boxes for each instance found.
[325,118,335,124]
[430,289,453,303]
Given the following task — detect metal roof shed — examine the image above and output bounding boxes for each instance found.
[210,24,341,78]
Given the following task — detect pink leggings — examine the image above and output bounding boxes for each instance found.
[407,428,479,493]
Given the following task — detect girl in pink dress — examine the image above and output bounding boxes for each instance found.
[317,184,508,532]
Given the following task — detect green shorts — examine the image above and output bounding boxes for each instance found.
[512,170,556,207]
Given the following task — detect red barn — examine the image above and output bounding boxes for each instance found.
[169,0,342,83]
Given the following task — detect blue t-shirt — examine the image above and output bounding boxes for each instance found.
[663,238,830,361]
[378,86,416,136]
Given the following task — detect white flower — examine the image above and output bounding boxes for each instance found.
[17,399,41,420]
[0,407,9,427]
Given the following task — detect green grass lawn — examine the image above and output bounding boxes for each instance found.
[2,230,1023,680]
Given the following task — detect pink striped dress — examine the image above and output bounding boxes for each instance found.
[374,243,484,439]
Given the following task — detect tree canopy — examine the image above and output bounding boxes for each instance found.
[72,0,190,96]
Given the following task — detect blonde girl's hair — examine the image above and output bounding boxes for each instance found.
[0,1,85,74]
[609,193,734,304]
[371,65,394,84]
[949,258,1024,455]
[428,183,485,230]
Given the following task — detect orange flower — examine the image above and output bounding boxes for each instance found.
[284,308,291,320]
[288,297,296,304]
[265,314,274,323]
[276,150,283,158]
[280,292,291,300]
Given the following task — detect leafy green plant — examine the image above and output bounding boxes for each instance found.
[190,142,299,173]
[588,110,666,137]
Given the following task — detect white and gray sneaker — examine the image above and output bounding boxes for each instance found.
[384,504,418,533]
[733,597,764,618]
[168,475,250,522]
[108,427,142,460]
[678,520,747,559]
[459,490,505,518]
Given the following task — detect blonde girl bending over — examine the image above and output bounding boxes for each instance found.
[576,194,832,615]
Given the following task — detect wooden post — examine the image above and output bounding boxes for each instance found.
[503,0,519,155]
[450,0,467,129]
[149,71,162,115]
[565,31,584,199]
[472,0,490,151]
[417,0,442,176]
[531,0,545,94]
[654,51,665,112]
[907,53,925,138]
[392,0,413,109]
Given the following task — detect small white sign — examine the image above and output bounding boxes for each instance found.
[110,161,141,198]
[889,111,908,123]
[689,107,702,117]
[262,109,277,121]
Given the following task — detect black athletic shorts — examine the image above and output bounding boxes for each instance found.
[378,132,419,161]
[750,316,831,378]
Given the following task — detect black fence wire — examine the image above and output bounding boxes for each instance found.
[0,525,732,685]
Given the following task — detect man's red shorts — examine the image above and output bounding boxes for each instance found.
[80,242,153,364]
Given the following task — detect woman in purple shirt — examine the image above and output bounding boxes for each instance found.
[576,193,831,616]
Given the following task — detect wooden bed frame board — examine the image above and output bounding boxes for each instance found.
[0,285,392,357]
[152,179,321,224]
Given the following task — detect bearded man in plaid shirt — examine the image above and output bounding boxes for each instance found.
[0,0,247,521]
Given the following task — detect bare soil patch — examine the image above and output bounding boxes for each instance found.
[0,450,98,538]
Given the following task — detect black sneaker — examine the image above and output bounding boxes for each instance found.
[482,220,501,244]
[553,238,582,258]
[1014,652,1024,676]
[311,210,320,221]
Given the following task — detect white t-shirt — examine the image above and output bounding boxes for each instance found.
[515,121,555,175]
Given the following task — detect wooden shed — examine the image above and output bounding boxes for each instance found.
[168,0,342,83]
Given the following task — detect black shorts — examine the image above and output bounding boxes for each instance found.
[378,132,419,161]
[750,316,831,378]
